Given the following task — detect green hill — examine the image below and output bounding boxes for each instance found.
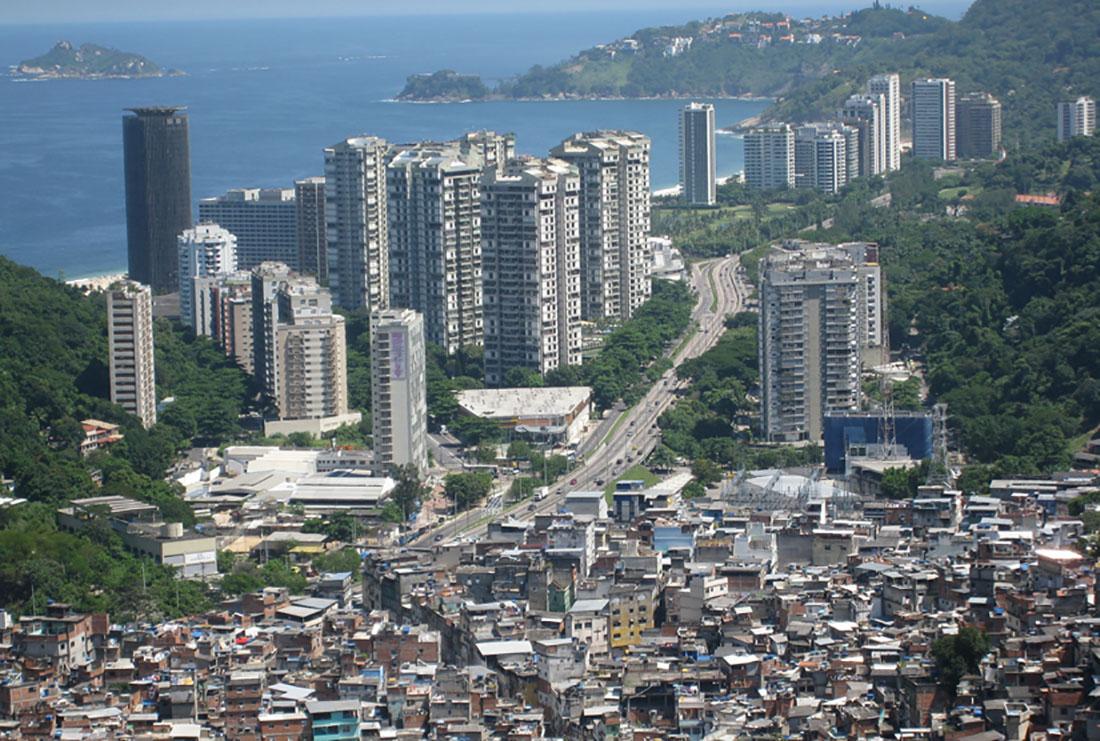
[399,0,1100,146]
[15,40,176,79]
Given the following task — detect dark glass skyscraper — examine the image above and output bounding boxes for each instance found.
[123,107,192,293]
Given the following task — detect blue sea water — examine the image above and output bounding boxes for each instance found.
[0,3,969,278]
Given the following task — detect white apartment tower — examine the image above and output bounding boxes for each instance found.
[841,93,886,177]
[387,142,483,354]
[324,136,390,311]
[867,73,901,171]
[107,280,157,428]
[680,102,717,206]
[251,263,357,435]
[197,188,297,270]
[481,157,582,386]
[911,78,956,161]
[178,223,238,330]
[795,124,851,195]
[1057,96,1096,142]
[551,130,652,322]
[759,247,867,442]
[370,308,428,475]
[744,124,795,190]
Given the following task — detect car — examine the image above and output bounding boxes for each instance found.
[596,478,606,486]
[570,478,577,485]
[527,503,536,511]
[434,534,444,542]
[616,458,623,465]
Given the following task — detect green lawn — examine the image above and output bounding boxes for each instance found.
[938,185,981,200]
[603,464,659,502]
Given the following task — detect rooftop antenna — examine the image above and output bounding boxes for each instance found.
[879,376,897,461]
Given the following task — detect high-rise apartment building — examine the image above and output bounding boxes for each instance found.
[911,78,956,161]
[867,73,901,171]
[197,188,297,271]
[324,136,390,311]
[454,130,516,176]
[481,158,582,386]
[178,223,238,329]
[370,308,428,475]
[295,177,327,283]
[551,130,652,322]
[759,246,873,442]
[795,124,851,194]
[744,124,795,191]
[122,107,192,293]
[387,143,483,354]
[197,271,254,373]
[251,263,358,436]
[841,93,886,177]
[1057,96,1096,142]
[107,280,157,428]
[956,93,1002,158]
[680,102,717,206]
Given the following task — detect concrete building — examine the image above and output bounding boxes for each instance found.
[957,92,1002,158]
[551,130,652,322]
[795,124,851,194]
[744,123,795,191]
[481,157,582,386]
[122,107,192,293]
[867,73,901,171]
[759,246,866,442]
[199,271,254,372]
[1056,96,1096,142]
[455,386,593,445]
[454,129,516,175]
[324,135,390,311]
[911,78,956,161]
[386,142,483,353]
[295,176,327,283]
[178,223,237,329]
[198,188,297,271]
[370,308,428,475]
[252,263,359,437]
[841,93,886,177]
[107,280,157,428]
[680,102,716,205]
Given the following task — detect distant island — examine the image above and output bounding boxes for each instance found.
[397,0,1100,145]
[13,41,182,80]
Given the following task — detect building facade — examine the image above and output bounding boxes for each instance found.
[122,107,193,293]
[759,247,865,442]
[957,92,1002,159]
[386,143,483,354]
[866,73,901,171]
[370,308,428,475]
[744,124,795,191]
[324,136,390,311]
[551,130,652,322]
[1057,96,1096,142]
[911,78,956,161]
[107,280,157,428]
[679,102,716,206]
[841,94,886,177]
[178,223,238,329]
[198,188,297,271]
[295,176,327,283]
[795,124,852,194]
[481,158,582,386]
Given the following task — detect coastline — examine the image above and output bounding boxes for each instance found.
[66,271,126,291]
[393,92,774,105]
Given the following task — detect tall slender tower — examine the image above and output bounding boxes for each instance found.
[295,176,327,283]
[679,102,716,205]
[481,158,582,386]
[371,308,428,475]
[744,124,795,190]
[551,130,652,322]
[122,107,192,293]
[911,78,956,161]
[387,143,483,354]
[867,74,901,171]
[324,136,389,311]
[841,94,886,177]
[107,280,157,428]
[1057,96,1096,142]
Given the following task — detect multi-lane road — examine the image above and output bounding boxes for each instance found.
[413,254,749,544]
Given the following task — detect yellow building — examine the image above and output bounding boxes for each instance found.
[608,583,656,649]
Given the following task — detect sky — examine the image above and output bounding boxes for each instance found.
[1,0,974,24]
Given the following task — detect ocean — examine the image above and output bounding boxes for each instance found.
[0,4,970,279]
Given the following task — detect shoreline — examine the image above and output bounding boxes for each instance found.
[392,93,774,105]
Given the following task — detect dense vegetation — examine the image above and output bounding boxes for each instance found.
[402,0,1099,146]
[16,40,171,78]
[397,69,490,101]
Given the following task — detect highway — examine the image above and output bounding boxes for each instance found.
[413,253,749,544]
